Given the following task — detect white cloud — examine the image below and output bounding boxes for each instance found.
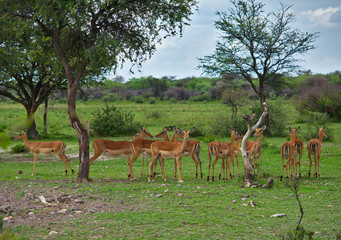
[301,5,341,27]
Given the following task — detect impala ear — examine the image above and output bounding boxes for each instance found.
[190,127,195,133]
[262,125,266,131]
[288,126,292,132]
[323,125,326,130]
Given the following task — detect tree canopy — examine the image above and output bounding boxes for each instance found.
[1,0,198,182]
[198,0,319,134]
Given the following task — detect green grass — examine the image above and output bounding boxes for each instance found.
[0,101,340,239]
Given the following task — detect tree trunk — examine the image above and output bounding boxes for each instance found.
[26,106,39,139]
[68,81,90,183]
[241,102,268,186]
[44,97,48,134]
[259,88,270,136]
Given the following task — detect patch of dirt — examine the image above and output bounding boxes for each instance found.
[0,180,131,231]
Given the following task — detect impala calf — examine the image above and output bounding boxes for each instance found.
[149,128,194,182]
[292,127,303,178]
[307,126,327,178]
[15,129,74,176]
[245,126,266,175]
[207,129,240,182]
[280,127,299,181]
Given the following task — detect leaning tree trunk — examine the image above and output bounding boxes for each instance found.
[259,85,270,136]
[241,102,268,186]
[68,81,90,182]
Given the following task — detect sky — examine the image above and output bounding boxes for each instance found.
[113,0,341,81]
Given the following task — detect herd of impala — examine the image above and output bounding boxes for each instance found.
[14,125,327,182]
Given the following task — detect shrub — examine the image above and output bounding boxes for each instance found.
[295,78,341,121]
[130,96,145,103]
[146,111,163,120]
[208,111,247,137]
[90,104,140,136]
[10,144,28,153]
[102,93,120,102]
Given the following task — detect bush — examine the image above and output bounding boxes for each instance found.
[10,144,28,153]
[130,96,145,103]
[102,93,120,102]
[295,78,341,121]
[208,111,247,137]
[90,104,140,136]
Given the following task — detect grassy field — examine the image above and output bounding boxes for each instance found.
[0,101,340,239]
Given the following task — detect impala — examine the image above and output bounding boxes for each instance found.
[292,127,303,178]
[280,127,299,181]
[307,126,327,178]
[245,126,266,175]
[140,126,176,177]
[15,129,74,176]
[89,127,153,167]
[170,128,202,179]
[219,135,242,180]
[128,127,180,181]
[207,129,241,182]
[149,128,194,182]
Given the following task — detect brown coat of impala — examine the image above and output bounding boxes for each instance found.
[15,129,74,176]
[307,126,327,178]
[292,127,303,177]
[168,128,202,179]
[280,127,299,181]
[149,128,194,182]
[89,128,153,167]
[207,129,241,182]
[245,126,266,175]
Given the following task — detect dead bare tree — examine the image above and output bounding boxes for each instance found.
[240,102,268,186]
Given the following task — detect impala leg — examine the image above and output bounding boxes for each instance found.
[317,153,321,178]
[230,155,234,179]
[280,153,285,181]
[220,159,225,180]
[176,157,183,182]
[128,151,141,181]
[196,152,203,179]
[32,153,38,176]
[160,157,166,182]
[173,159,177,179]
[314,154,318,178]
[212,155,219,182]
[207,150,212,182]
[307,146,312,177]
[56,151,68,175]
[236,154,240,175]
[190,152,198,179]
[140,155,144,177]
[89,148,104,166]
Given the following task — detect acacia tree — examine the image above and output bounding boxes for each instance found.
[2,0,198,182]
[0,18,66,138]
[198,0,319,135]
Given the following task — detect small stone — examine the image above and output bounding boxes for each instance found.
[49,231,58,236]
[58,209,67,214]
[250,200,256,207]
[271,213,286,218]
[155,194,163,198]
[232,200,237,204]
[39,196,47,205]
[74,199,84,204]
[3,216,13,222]
[178,193,183,196]
[16,170,23,174]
